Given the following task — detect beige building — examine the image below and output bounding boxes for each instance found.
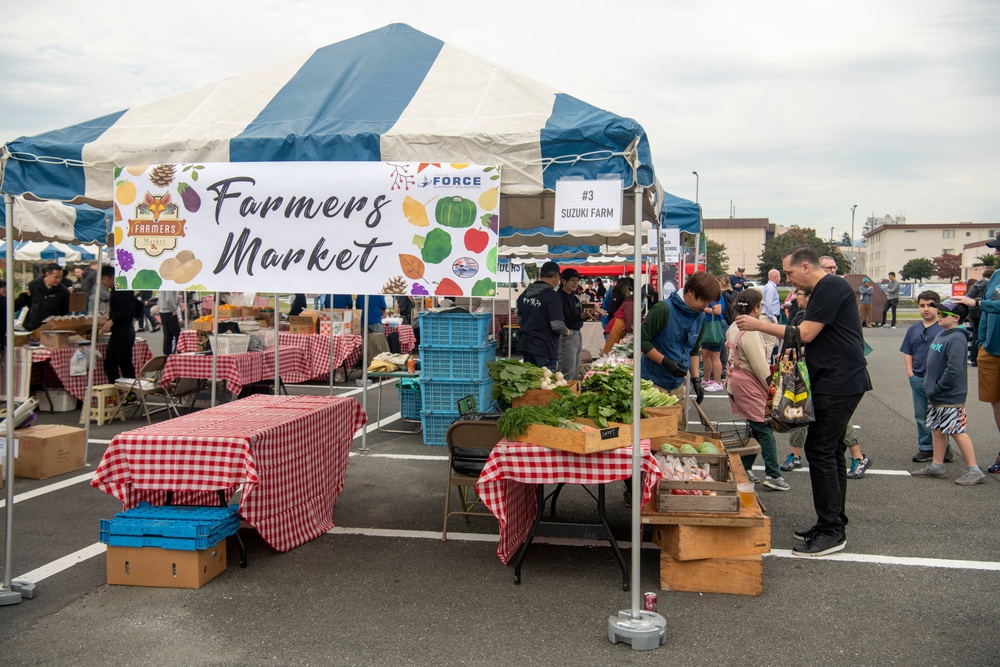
[703,218,775,278]
[863,221,1000,280]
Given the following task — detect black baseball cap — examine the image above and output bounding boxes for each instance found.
[986,234,1000,248]
[930,300,969,322]
[540,261,561,277]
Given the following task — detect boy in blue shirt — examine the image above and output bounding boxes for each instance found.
[899,291,952,462]
[910,301,986,485]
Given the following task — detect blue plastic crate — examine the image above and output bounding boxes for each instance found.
[419,341,496,380]
[99,526,234,551]
[397,383,422,421]
[99,502,240,551]
[418,312,492,347]
[420,410,458,446]
[421,378,493,414]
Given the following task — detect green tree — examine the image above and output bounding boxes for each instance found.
[974,253,997,268]
[901,257,934,281]
[933,253,962,282]
[757,228,848,277]
[706,239,729,275]
[839,232,852,247]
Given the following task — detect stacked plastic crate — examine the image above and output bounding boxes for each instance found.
[418,311,496,445]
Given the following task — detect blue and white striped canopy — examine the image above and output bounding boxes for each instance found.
[0,196,109,244]
[1,23,694,239]
[0,240,98,261]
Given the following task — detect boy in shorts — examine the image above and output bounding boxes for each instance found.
[910,301,986,485]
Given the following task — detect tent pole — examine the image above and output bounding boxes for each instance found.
[327,293,334,395]
[82,218,108,467]
[273,293,280,393]
[273,294,280,396]
[1,193,23,605]
[210,292,218,407]
[359,294,369,452]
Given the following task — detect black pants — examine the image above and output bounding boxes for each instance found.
[881,299,898,326]
[804,392,864,538]
[161,312,181,356]
[105,327,136,383]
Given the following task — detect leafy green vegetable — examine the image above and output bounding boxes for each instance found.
[497,405,562,440]
[131,269,162,290]
[417,228,453,264]
[488,359,543,407]
[472,277,496,297]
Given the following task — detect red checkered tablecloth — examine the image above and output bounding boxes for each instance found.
[381,324,415,354]
[475,440,660,564]
[9,340,154,402]
[161,345,310,395]
[177,331,364,380]
[92,394,368,552]
[491,312,518,336]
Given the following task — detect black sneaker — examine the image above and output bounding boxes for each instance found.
[791,532,846,558]
[943,447,954,463]
[912,450,934,463]
[793,525,819,542]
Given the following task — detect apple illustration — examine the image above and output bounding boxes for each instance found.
[464,227,489,253]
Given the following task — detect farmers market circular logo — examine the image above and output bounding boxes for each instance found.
[126,191,187,257]
[452,257,479,278]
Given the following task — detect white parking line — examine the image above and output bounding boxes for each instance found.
[14,543,107,584]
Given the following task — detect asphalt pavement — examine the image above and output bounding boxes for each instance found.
[0,326,998,666]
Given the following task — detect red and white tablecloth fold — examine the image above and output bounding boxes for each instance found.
[92,394,368,552]
[161,345,309,395]
[475,440,660,564]
[0,339,154,402]
[490,312,518,336]
[381,324,416,355]
[177,331,363,380]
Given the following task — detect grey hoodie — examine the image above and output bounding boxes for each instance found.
[923,326,971,405]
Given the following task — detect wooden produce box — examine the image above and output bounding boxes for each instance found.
[657,552,763,596]
[33,315,105,341]
[653,521,771,561]
[656,479,739,513]
[518,414,675,454]
[511,381,581,407]
[645,404,683,420]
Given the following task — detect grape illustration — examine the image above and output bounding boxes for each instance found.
[117,248,135,272]
[412,283,429,296]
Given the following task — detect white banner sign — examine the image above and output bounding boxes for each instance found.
[497,261,525,285]
[113,162,501,297]
[553,179,623,232]
[661,228,681,262]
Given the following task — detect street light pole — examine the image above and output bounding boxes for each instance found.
[692,171,699,204]
[850,204,858,273]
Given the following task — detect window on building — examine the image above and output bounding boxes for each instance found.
[943,229,955,239]
[943,249,952,255]
[967,232,972,237]
[905,229,917,234]
[905,248,916,252]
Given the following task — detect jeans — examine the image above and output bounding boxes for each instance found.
[908,374,933,451]
[521,352,557,372]
[557,330,582,381]
[804,392,864,538]
[160,312,181,356]
[881,299,898,326]
[742,420,780,479]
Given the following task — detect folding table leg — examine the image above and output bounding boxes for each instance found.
[513,484,546,585]
[597,484,629,591]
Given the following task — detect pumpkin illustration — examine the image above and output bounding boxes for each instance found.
[435,196,477,228]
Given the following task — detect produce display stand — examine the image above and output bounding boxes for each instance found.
[640,439,771,596]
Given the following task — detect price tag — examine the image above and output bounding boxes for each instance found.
[554,179,623,232]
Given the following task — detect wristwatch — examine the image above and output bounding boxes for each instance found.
[976,299,982,307]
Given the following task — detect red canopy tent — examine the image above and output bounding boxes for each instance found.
[572,264,658,277]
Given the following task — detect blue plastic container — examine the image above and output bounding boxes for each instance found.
[418,312,492,347]
[419,341,496,380]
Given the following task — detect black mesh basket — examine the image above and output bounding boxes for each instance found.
[711,419,754,448]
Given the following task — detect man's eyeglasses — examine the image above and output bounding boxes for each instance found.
[821,265,837,272]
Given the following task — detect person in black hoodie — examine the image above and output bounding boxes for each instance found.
[556,268,586,380]
[21,264,70,331]
[100,266,136,383]
[911,301,984,485]
[515,261,566,371]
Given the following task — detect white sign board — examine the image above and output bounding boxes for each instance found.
[497,261,525,285]
[661,228,681,262]
[114,162,501,298]
[553,179,623,232]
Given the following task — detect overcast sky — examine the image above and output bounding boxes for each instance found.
[2,0,997,237]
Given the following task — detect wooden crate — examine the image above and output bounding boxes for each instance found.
[511,381,581,407]
[656,479,739,513]
[645,404,682,420]
[658,552,763,596]
[516,414,676,455]
[652,522,770,561]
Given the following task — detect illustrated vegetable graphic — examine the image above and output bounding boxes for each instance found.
[414,228,452,264]
[472,277,496,297]
[435,197,477,228]
[114,204,122,223]
[464,228,489,253]
[435,278,463,296]
[113,227,123,245]
[478,187,499,211]
[132,269,163,290]
[412,283,429,296]
[402,196,432,227]
[486,247,497,274]
[177,183,201,212]
[480,213,499,234]
[115,276,127,289]
[126,165,147,176]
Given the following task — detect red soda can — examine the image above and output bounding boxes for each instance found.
[643,592,657,612]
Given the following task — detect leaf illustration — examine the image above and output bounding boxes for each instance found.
[402,196,430,226]
[399,254,426,280]
[114,167,123,179]
[487,247,497,274]
[490,174,500,180]
[417,163,440,174]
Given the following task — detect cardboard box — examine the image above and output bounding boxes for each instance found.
[13,424,86,479]
[33,315,104,341]
[39,330,75,348]
[69,292,89,313]
[192,320,214,332]
[106,539,227,588]
[289,323,316,335]
[288,316,319,333]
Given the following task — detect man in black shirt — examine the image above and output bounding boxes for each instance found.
[516,261,566,371]
[22,263,70,331]
[737,246,871,557]
[100,266,136,383]
[556,268,586,380]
